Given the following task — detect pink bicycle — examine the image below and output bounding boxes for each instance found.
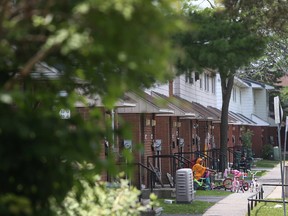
[230,169,249,193]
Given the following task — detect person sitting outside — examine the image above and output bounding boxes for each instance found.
[239,154,247,172]
[192,157,216,190]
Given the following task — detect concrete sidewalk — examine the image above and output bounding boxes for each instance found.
[203,163,283,216]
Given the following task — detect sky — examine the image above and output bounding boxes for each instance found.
[191,0,215,8]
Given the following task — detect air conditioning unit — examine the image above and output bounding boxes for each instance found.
[176,168,194,203]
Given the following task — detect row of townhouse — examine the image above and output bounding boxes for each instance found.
[33,63,278,189]
[93,71,278,189]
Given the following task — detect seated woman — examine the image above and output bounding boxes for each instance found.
[192,157,216,190]
[239,154,249,172]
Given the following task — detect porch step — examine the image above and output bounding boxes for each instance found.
[141,207,163,216]
[141,198,150,206]
[141,187,176,199]
[140,198,163,216]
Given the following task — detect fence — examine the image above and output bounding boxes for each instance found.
[247,183,288,216]
[144,148,245,190]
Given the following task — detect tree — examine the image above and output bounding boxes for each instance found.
[221,0,288,84]
[175,7,266,171]
[187,1,288,85]
[221,0,288,35]
[0,1,182,215]
[238,36,288,85]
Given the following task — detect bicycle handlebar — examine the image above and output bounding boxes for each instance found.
[248,170,260,177]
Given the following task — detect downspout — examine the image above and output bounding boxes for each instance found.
[111,109,115,151]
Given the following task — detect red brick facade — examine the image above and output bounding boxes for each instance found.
[77,103,278,188]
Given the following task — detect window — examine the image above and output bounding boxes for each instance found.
[185,72,194,84]
[199,75,203,89]
[211,77,216,94]
[195,73,199,81]
[189,74,194,84]
[204,73,209,91]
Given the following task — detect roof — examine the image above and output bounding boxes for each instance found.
[240,78,274,90]
[75,91,137,108]
[234,77,250,88]
[151,92,203,118]
[251,114,270,126]
[228,111,257,125]
[31,62,62,80]
[117,91,175,114]
[206,106,237,123]
[190,101,221,121]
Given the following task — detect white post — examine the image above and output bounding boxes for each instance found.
[274,96,286,215]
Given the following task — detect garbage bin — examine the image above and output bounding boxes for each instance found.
[273,146,280,161]
[176,168,194,203]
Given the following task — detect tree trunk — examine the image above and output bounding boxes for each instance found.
[219,74,234,172]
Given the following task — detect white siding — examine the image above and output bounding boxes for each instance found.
[146,83,169,96]
[215,74,223,109]
[228,86,243,113]
[253,89,268,120]
[237,88,253,118]
[174,74,217,107]
[146,73,273,125]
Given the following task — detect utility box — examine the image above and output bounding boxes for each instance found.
[273,146,280,161]
[176,168,194,203]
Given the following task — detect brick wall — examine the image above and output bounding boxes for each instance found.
[249,126,264,158]
[154,116,173,185]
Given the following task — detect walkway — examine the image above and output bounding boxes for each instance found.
[162,164,283,216]
[203,163,282,216]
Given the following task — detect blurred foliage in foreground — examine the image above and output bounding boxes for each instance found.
[0,0,183,215]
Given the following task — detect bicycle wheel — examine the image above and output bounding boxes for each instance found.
[242,181,249,191]
[223,178,233,190]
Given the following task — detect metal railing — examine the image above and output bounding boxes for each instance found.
[174,149,235,171]
[147,154,179,189]
[247,183,288,216]
[117,162,158,193]
[145,149,241,190]
[121,148,250,193]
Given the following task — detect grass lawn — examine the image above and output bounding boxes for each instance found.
[159,190,231,215]
[245,170,266,179]
[254,159,279,168]
[157,160,279,215]
[159,199,213,215]
[249,199,288,216]
[194,190,231,196]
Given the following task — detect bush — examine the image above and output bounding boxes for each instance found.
[51,174,154,216]
[262,144,274,160]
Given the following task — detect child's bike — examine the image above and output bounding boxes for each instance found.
[210,171,233,191]
[211,176,234,191]
[230,170,249,193]
[194,177,211,190]
[194,170,215,190]
[248,170,260,192]
[212,169,249,192]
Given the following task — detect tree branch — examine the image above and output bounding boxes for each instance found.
[206,0,215,8]
[0,0,10,36]
[4,44,57,90]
